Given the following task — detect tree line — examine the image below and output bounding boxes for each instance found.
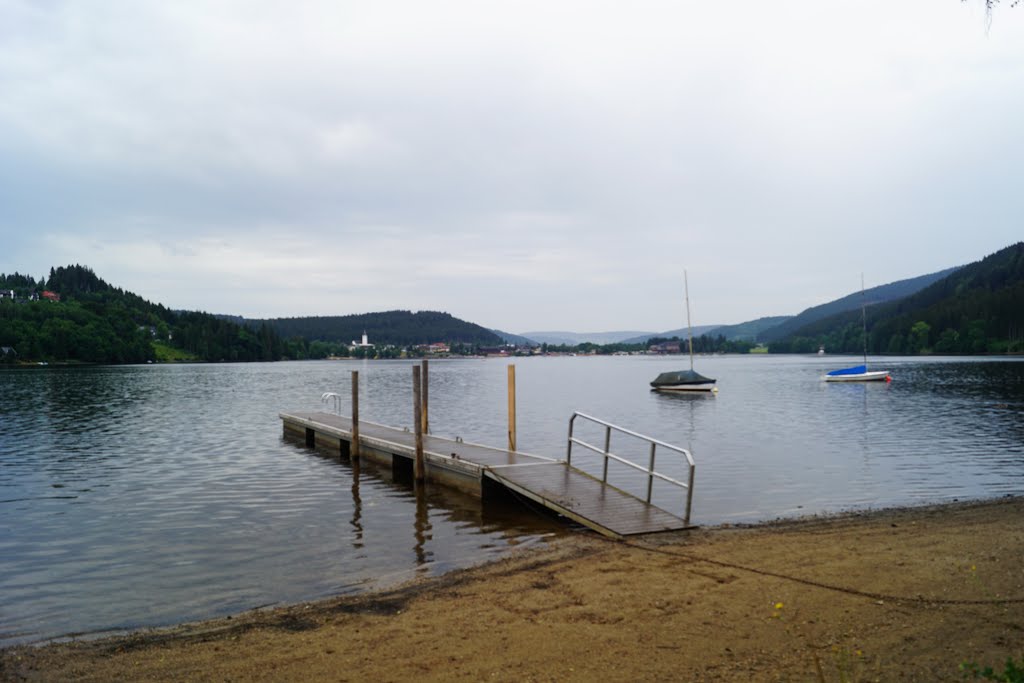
[770,242,1024,355]
[258,310,504,347]
[0,266,298,364]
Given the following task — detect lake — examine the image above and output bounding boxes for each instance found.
[2,355,1022,644]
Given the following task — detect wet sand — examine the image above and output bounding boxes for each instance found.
[3,496,1023,682]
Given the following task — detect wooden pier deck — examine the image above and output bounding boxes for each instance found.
[280,411,692,538]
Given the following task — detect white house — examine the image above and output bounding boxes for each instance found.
[350,331,372,348]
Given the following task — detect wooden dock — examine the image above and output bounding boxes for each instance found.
[280,411,693,539]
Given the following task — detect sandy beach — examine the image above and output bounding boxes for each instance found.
[3,496,1022,682]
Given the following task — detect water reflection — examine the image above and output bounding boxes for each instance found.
[652,390,717,450]
[413,483,432,568]
[349,458,363,550]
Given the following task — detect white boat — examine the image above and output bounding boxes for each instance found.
[824,364,891,382]
[823,275,890,383]
[651,270,718,393]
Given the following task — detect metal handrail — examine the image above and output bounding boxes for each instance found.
[321,392,342,414]
[566,411,695,525]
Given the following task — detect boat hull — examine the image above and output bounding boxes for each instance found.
[824,370,890,382]
[652,382,718,392]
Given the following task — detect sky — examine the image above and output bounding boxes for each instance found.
[1,1,1022,334]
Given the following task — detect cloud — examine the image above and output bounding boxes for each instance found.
[1,0,1023,330]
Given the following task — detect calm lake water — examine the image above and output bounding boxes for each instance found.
[2,355,1022,644]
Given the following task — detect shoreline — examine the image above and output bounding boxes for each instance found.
[3,495,1023,681]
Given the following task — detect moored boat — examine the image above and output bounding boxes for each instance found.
[824,364,891,382]
[823,275,891,383]
[651,369,718,392]
[651,270,718,393]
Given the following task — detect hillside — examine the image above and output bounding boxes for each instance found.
[520,330,658,346]
[262,311,503,347]
[771,242,1024,354]
[0,265,294,364]
[705,316,791,342]
[491,329,539,346]
[758,266,961,342]
[620,325,721,345]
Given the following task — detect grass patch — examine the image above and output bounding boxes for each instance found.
[962,657,1024,682]
[153,341,200,362]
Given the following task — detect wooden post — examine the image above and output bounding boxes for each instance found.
[421,359,429,435]
[507,364,517,452]
[351,370,360,459]
[413,365,425,481]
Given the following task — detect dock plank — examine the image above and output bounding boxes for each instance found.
[281,411,691,538]
[486,463,689,537]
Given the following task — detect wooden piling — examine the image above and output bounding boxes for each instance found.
[507,364,517,452]
[351,370,360,459]
[421,359,429,435]
[413,365,425,481]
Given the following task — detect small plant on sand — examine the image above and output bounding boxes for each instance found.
[961,657,1024,682]
[818,645,866,683]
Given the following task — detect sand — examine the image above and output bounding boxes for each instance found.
[3,496,1023,682]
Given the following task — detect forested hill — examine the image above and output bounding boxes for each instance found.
[771,242,1024,355]
[0,265,293,363]
[711,316,792,342]
[758,266,961,342]
[261,311,503,346]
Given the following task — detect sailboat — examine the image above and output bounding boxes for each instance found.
[824,275,891,383]
[650,271,718,393]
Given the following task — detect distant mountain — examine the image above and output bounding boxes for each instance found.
[620,325,722,345]
[491,329,539,346]
[758,266,962,342]
[712,316,792,341]
[772,243,1024,354]
[519,330,657,346]
[261,310,503,346]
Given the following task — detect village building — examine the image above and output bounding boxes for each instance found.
[649,341,682,354]
[349,331,373,350]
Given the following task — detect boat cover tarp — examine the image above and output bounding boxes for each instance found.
[650,369,716,387]
[826,365,867,377]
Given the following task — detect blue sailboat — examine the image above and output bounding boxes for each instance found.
[824,276,891,383]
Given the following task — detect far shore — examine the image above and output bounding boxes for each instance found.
[3,496,1022,682]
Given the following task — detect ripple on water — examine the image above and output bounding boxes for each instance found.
[1,357,1022,643]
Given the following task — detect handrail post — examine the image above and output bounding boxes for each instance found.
[566,412,577,465]
[684,464,695,526]
[602,425,611,483]
[564,411,695,522]
[646,442,657,503]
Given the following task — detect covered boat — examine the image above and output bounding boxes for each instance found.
[651,270,718,393]
[822,276,891,383]
[824,364,890,382]
[650,369,718,392]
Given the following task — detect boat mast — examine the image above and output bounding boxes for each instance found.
[861,273,868,367]
[685,269,694,372]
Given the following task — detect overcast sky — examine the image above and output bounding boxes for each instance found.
[1,1,1022,333]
